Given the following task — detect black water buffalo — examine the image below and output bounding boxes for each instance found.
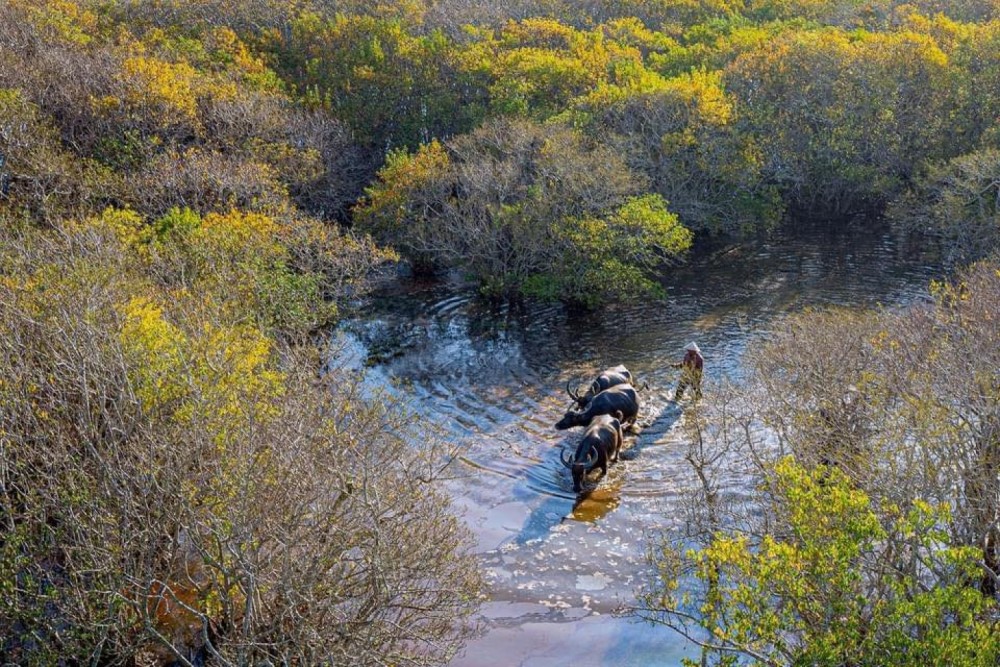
[561,413,624,492]
[566,365,634,408]
[555,384,639,430]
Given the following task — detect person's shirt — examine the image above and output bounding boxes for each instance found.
[683,350,704,371]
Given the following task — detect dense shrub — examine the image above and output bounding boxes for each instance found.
[724,29,965,216]
[0,88,105,223]
[357,118,691,304]
[0,214,480,665]
[5,0,1000,663]
[0,0,365,223]
[577,69,782,235]
[889,147,1000,265]
[122,148,288,217]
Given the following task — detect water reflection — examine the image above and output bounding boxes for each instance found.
[571,479,623,523]
[340,220,939,666]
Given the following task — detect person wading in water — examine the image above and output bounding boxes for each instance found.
[672,342,703,401]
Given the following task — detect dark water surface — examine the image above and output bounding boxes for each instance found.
[337,222,938,667]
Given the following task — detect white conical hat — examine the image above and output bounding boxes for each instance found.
[684,342,701,353]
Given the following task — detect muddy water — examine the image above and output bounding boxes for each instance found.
[339,222,938,667]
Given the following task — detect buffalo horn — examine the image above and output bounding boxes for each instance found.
[560,449,575,468]
[565,380,581,401]
[582,446,597,467]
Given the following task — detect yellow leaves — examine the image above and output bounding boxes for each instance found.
[674,458,997,662]
[360,141,451,229]
[870,329,890,350]
[185,323,285,445]
[675,70,733,126]
[611,62,671,96]
[611,194,693,258]
[120,297,188,412]
[390,140,450,185]
[859,30,950,71]
[1,273,36,295]
[896,498,947,540]
[140,206,349,336]
[353,64,377,81]
[120,293,285,441]
[702,534,751,567]
[89,93,124,118]
[467,18,666,117]
[65,209,301,328]
[583,68,733,134]
[869,330,902,356]
[603,17,678,53]
[9,0,97,46]
[86,207,152,252]
[499,18,578,51]
[490,48,593,114]
[121,56,200,126]
[197,210,280,258]
[207,26,270,79]
[117,47,254,132]
[772,456,885,550]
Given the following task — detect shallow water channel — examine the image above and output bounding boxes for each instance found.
[339,222,939,667]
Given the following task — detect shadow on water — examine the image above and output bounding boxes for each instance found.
[625,397,685,456]
[510,438,631,545]
[501,421,576,546]
[511,495,572,544]
[483,386,686,546]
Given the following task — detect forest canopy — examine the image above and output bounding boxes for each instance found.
[4,0,1000,293]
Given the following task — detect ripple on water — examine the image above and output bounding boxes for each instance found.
[340,222,940,667]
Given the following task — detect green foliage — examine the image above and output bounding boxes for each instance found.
[7,0,1000,661]
[643,262,1000,664]
[6,0,1000,234]
[153,205,201,239]
[66,205,388,340]
[358,118,690,303]
[354,140,452,271]
[526,194,691,306]
[613,193,693,258]
[649,458,999,666]
[0,0,367,222]
[9,0,98,46]
[458,18,639,119]
[265,12,479,150]
[724,27,967,215]
[889,147,1000,263]
[577,68,782,234]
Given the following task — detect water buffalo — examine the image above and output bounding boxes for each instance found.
[555,384,639,430]
[566,365,634,408]
[561,413,624,492]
